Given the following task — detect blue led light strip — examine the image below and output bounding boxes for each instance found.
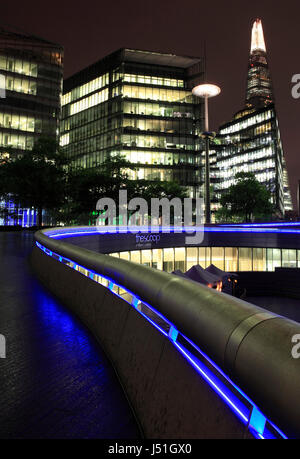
[45,224,300,239]
[221,222,300,227]
[36,240,288,439]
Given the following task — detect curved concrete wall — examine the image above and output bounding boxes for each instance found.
[30,245,252,439]
[31,228,300,438]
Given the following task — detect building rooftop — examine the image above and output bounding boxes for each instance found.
[0,25,63,50]
[122,48,202,68]
[64,48,203,93]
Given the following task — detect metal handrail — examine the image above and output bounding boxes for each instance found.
[34,228,300,438]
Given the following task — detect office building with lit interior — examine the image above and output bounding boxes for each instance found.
[216,19,292,215]
[0,27,63,226]
[60,48,205,198]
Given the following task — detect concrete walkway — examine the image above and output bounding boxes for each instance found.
[246,295,300,324]
[0,232,140,439]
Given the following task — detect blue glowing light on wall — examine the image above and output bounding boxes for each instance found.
[36,240,288,439]
[45,223,300,240]
[221,222,300,227]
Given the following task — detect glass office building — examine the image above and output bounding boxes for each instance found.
[61,48,205,198]
[0,27,63,226]
[216,19,292,215]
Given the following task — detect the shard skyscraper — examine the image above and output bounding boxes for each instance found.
[217,19,292,215]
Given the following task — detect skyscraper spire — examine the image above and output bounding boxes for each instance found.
[251,18,266,52]
[246,18,273,108]
[217,17,293,216]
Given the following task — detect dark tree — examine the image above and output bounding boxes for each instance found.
[216,172,274,222]
[64,154,136,225]
[0,137,67,226]
[64,155,188,225]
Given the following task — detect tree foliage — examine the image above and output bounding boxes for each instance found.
[0,137,67,226]
[0,144,189,227]
[54,154,188,226]
[216,172,274,223]
[62,155,135,224]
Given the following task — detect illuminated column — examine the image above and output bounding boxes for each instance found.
[192,84,221,224]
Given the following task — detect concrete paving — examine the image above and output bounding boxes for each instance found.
[246,296,300,324]
[0,232,141,439]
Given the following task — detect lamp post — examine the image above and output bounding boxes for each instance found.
[192,84,221,224]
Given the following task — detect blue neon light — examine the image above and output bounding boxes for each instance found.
[169,326,179,342]
[250,406,266,435]
[36,240,288,439]
[267,419,288,440]
[132,297,140,309]
[221,222,300,227]
[173,341,249,425]
[45,224,300,240]
[108,281,114,291]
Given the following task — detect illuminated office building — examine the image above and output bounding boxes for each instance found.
[61,48,204,197]
[216,19,292,215]
[0,27,63,226]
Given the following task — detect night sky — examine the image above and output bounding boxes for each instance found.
[2,0,300,207]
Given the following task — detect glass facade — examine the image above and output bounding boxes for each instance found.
[215,20,292,215]
[60,49,204,198]
[246,48,272,106]
[107,246,300,273]
[0,28,63,226]
[216,105,292,214]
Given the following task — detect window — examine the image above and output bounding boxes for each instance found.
[141,250,151,267]
[225,247,238,272]
[253,248,266,271]
[119,252,130,261]
[152,249,163,270]
[199,247,210,268]
[175,247,185,271]
[211,247,224,270]
[267,248,281,271]
[238,248,252,271]
[282,249,296,268]
[130,251,141,264]
[163,248,174,272]
[186,247,198,270]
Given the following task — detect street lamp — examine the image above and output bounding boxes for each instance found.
[192,83,221,224]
